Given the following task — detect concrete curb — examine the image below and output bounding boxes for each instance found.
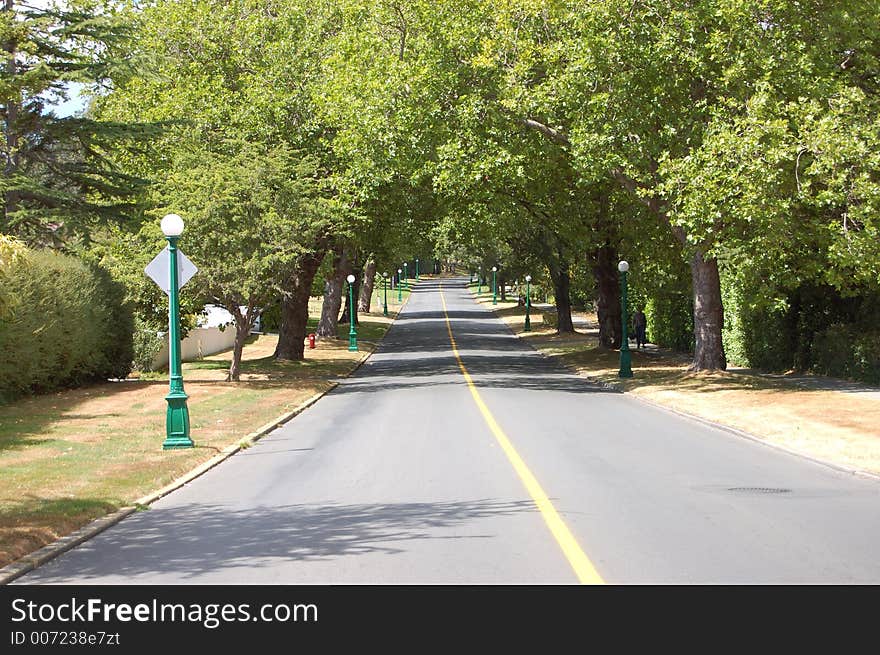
[0,313,401,586]
[483,297,880,485]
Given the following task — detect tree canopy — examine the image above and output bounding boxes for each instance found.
[5,0,879,381]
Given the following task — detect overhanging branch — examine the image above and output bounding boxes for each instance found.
[520,118,571,147]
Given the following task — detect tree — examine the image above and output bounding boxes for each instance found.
[161,141,323,380]
[358,256,377,312]
[95,0,348,362]
[549,1,880,369]
[1,0,151,245]
[316,242,351,339]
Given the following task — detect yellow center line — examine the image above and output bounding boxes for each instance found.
[439,283,605,585]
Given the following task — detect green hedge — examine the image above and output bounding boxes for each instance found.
[0,238,133,401]
[645,292,694,352]
[811,325,880,385]
[721,276,792,371]
[721,263,880,383]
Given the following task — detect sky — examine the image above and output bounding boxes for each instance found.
[47,82,89,117]
[23,1,89,117]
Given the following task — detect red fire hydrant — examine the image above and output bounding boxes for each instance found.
[308,333,316,349]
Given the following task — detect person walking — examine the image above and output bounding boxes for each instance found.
[633,307,647,349]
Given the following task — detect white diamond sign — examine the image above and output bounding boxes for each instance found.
[145,246,198,295]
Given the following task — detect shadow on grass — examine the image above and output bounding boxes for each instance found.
[60,413,124,420]
[0,496,124,567]
[0,354,352,453]
[183,352,367,384]
[3,496,122,521]
[547,343,827,395]
[0,381,165,454]
[0,434,53,453]
[193,444,222,454]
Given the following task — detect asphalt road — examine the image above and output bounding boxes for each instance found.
[19,277,880,583]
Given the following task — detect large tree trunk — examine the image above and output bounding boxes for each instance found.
[550,263,575,333]
[689,251,727,371]
[591,244,621,349]
[227,304,256,382]
[316,246,349,339]
[358,258,376,312]
[611,167,727,371]
[274,251,325,361]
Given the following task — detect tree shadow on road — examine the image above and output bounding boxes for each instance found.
[343,349,615,395]
[23,498,538,581]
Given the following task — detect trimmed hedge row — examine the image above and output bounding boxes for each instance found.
[812,325,880,385]
[0,237,133,401]
[720,266,880,384]
[645,291,694,353]
[627,261,880,385]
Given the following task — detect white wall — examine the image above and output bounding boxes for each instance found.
[151,326,238,370]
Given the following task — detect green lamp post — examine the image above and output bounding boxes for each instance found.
[382,271,389,316]
[492,266,498,305]
[347,273,358,352]
[160,214,194,449]
[416,257,420,280]
[618,260,633,378]
[397,268,403,302]
[478,268,482,293]
[524,274,532,332]
[403,261,408,285]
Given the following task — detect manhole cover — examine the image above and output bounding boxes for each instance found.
[727,487,792,494]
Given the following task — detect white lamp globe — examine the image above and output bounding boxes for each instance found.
[382,272,388,278]
[618,260,629,273]
[161,213,184,237]
[492,266,497,272]
[525,275,532,282]
[398,268,402,274]
[347,274,355,284]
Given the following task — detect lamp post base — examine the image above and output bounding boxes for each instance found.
[524,315,531,332]
[349,333,358,352]
[163,391,193,449]
[618,348,633,378]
